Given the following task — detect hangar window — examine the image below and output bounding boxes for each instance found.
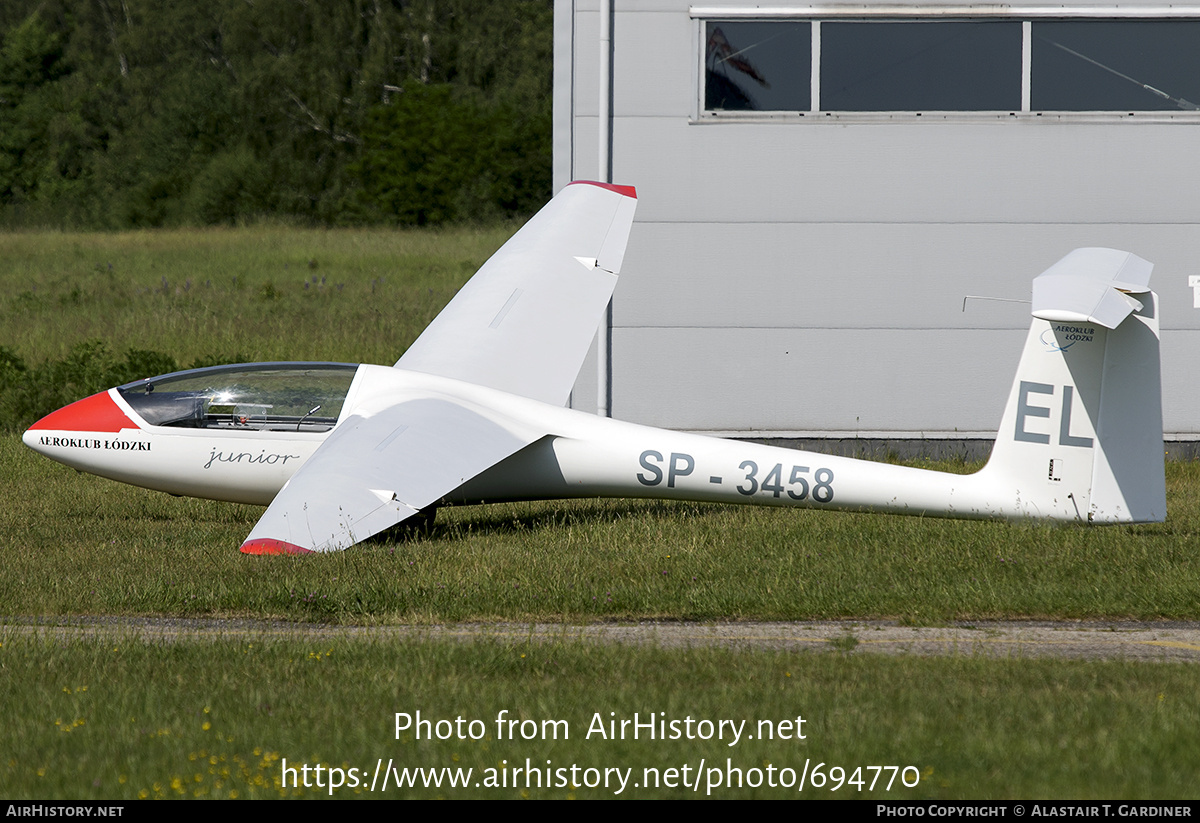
[705,21,810,111]
[701,17,1200,115]
[821,22,1021,111]
[1032,20,1200,111]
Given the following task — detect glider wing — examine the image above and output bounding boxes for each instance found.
[240,391,542,554]
[395,181,638,406]
[241,181,637,554]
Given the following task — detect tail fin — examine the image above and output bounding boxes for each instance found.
[980,248,1165,523]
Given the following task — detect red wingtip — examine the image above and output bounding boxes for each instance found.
[569,180,637,199]
[27,391,139,433]
[240,538,315,556]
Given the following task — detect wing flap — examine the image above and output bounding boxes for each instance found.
[395,181,638,406]
[240,397,540,553]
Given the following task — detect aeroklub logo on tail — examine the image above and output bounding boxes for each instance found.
[1041,324,1096,352]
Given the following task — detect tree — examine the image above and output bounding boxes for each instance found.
[0,0,555,227]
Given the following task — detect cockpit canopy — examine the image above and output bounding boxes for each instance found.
[117,362,359,432]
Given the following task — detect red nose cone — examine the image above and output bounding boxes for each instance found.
[240,538,315,556]
[26,391,139,433]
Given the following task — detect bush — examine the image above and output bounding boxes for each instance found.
[0,342,180,431]
[182,146,266,225]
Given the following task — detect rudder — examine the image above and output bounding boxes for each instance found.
[980,249,1164,523]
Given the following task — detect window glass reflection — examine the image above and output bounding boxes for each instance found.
[705,21,810,111]
[118,363,358,431]
[1032,21,1200,111]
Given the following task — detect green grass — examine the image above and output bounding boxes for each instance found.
[0,225,516,368]
[3,434,1199,623]
[3,227,1199,801]
[3,632,1198,800]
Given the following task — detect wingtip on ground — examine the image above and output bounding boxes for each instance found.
[240,538,315,556]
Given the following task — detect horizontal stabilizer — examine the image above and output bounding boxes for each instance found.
[1031,248,1153,329]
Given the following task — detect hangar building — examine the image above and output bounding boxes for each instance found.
[553,0,1200,453]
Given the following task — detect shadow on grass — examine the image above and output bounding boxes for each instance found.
[372,498,733,545]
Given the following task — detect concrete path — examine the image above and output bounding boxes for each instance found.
[5,617,1200,661]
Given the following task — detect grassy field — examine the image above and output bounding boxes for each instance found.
[2,227,1199,800]
[3,633,1198,800]
[2,433,1199,623]
[0,225,514,369]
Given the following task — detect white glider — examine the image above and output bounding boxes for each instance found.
[23,181,1166,553]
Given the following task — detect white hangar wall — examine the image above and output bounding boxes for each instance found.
[554,0,1200,441]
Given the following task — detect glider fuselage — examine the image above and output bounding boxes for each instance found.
[20,182,1167,553]
[20,363,1082,524]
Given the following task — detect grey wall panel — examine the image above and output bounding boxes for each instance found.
[609,326,1199,436]
[611,118,1200,225]
[613,12,694,117]
[613,222,1200,330]
[610,327,1025,432]
[571,9,600,114]
[1160,330,1200,436]
[571,116,603,183]
[553,0,576,193]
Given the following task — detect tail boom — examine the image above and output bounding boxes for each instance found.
[454,248,1166,526]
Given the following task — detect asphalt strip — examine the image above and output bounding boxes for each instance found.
[4,617,1200,662]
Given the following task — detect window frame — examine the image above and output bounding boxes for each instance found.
[691,6,1200,121]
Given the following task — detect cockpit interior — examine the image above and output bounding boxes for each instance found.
[117,363,358,432]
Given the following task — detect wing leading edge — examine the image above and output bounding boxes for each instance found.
[395,181,638,406]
